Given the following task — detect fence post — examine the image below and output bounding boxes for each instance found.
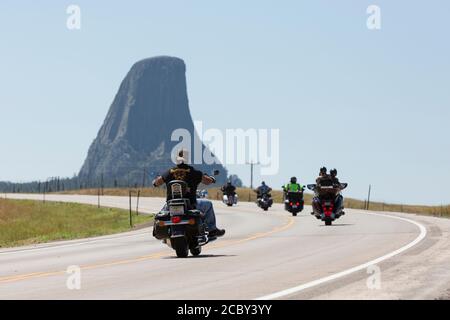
[136,190,140,215]
[129,190,133,228]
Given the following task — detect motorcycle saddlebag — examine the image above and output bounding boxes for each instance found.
[153,221,169,240]
[153,213,170,240]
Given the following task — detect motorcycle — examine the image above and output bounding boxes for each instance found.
[307,182,347,226]
[196,189,208,199]
[284,189,305,216]
[257,193,273,211]
[222,193,238,206]
[153,174,219,258]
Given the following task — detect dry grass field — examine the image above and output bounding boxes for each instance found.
[59,187,450,218]
[0,198,153,247]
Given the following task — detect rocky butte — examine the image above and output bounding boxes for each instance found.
[78,56,227,187]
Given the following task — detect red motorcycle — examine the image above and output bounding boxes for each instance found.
[307,182,347,226]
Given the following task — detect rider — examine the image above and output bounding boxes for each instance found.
[312,167,329,215]
[282,176,303,207]
[152,149,225,237]
[282,176,303,193]
[316,167,330,185]
[330,168,345,215]
[255,181,272,199]
[221,181,236,196]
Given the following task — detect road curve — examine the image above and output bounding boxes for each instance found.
[1,193,450,300]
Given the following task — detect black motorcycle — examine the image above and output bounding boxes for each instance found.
[153,180,217,258]
[307,182,347,226]
[222,192,238,206]
[284,189,305,216]
[257,193,273,211]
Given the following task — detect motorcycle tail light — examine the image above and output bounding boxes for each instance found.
[296,202,300,206]
[290,202,293,206]
[158,221,165,227]
[188,218,196,225]
[171,216,182,224]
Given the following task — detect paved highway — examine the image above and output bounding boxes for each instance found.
[1,193,450,299]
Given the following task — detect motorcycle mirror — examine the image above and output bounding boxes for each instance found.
[340,183,348,189]
[213,170,220,176]
[307,184,316,191]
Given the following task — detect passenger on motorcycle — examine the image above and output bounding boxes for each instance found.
[330,168,345,215]
[152,149,225,237]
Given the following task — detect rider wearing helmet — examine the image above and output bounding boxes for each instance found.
[282,176,303,193]
[283,176,304,209]
[312,167,329,215]
[330,169,340,184]
[316,167,330,185]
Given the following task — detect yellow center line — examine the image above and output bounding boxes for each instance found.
[0,216,295,284]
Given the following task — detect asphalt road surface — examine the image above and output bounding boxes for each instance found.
[1,193,450,300]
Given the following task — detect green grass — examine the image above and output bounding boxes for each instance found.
[0,198,153,248]
[58,186,450,218]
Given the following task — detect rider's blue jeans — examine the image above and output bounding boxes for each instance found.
[196,199,217,231]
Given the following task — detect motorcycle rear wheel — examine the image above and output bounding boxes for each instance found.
[172,237,189,258]
[325,219,332,226]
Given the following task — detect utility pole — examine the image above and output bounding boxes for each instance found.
[142,168,146,188]
[246,161,260,190]
[366,184,372,210]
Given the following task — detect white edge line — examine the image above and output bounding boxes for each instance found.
[0,230,152,256]
[254,211,427,300]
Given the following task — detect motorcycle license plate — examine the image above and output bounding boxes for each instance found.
[169,205,184,215]
[292,205,297,208]
[324,201,331,206]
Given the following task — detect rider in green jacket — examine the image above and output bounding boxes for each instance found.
[282,177,304,209]
[282,177,303,193]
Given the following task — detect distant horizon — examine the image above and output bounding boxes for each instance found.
[1,1,449,205]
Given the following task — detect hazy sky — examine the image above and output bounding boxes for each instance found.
[0,1,449,205]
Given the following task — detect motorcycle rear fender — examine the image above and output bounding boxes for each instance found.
[170,225,186,238]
